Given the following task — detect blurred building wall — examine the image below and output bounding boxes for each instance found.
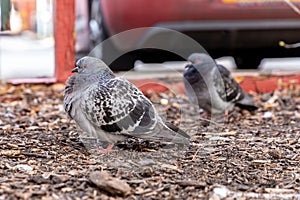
[12,0,36,31]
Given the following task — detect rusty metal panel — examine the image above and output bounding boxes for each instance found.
[54,0,75,82]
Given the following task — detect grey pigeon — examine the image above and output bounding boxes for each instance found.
[183,53,257,115]
[64,56,190,148]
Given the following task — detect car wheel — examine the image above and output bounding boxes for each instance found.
[108,52,138,71]
[234,55,262,69]
[89,0,108,52]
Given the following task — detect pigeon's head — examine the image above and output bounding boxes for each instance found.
[185,53,215,74]
[72,56,111,74]
[183,64,200,84]
[187,53,214,65]
[184,53,215,84]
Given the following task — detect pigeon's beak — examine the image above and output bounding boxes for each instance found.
[71,67,78,73]
[185,62,192,69]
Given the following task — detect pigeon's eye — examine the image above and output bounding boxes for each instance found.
[187,66,197,74]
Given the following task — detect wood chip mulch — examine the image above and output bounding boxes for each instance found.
[0,82,299,200]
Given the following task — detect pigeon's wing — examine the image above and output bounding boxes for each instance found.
[81,77,157,134]
[214,64,244,102]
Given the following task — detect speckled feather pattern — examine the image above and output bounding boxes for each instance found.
[184,53,257,114]
[64,56,190,144]
[80,77,157,134]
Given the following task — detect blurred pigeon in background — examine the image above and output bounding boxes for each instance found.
[64,56,190,151]
[183,53,257,115]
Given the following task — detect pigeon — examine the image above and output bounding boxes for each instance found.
[183,53,257,115]
[64,56,190,150]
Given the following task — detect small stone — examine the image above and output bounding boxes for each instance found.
[16,164,33,171]
[263,111,273,119]
[89,171,131,196]
[160,99,169,106]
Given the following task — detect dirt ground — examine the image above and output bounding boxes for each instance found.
[0,80,299,200]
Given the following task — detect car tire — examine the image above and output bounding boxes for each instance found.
[234,55,262,69]
[89,0,108,52]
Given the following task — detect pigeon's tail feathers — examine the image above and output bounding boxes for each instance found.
[135,120,190,145]
[236,93,258,111]
[156,121,190,145]
[164,121,190,139]
[236,103,258,112]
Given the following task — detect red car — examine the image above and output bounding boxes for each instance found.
[87,0,300,70]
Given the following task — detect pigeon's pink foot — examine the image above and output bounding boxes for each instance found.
[98,144,117,153]
[224,110,234,122]
[200,112,210,119]
[224,110,229,117]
